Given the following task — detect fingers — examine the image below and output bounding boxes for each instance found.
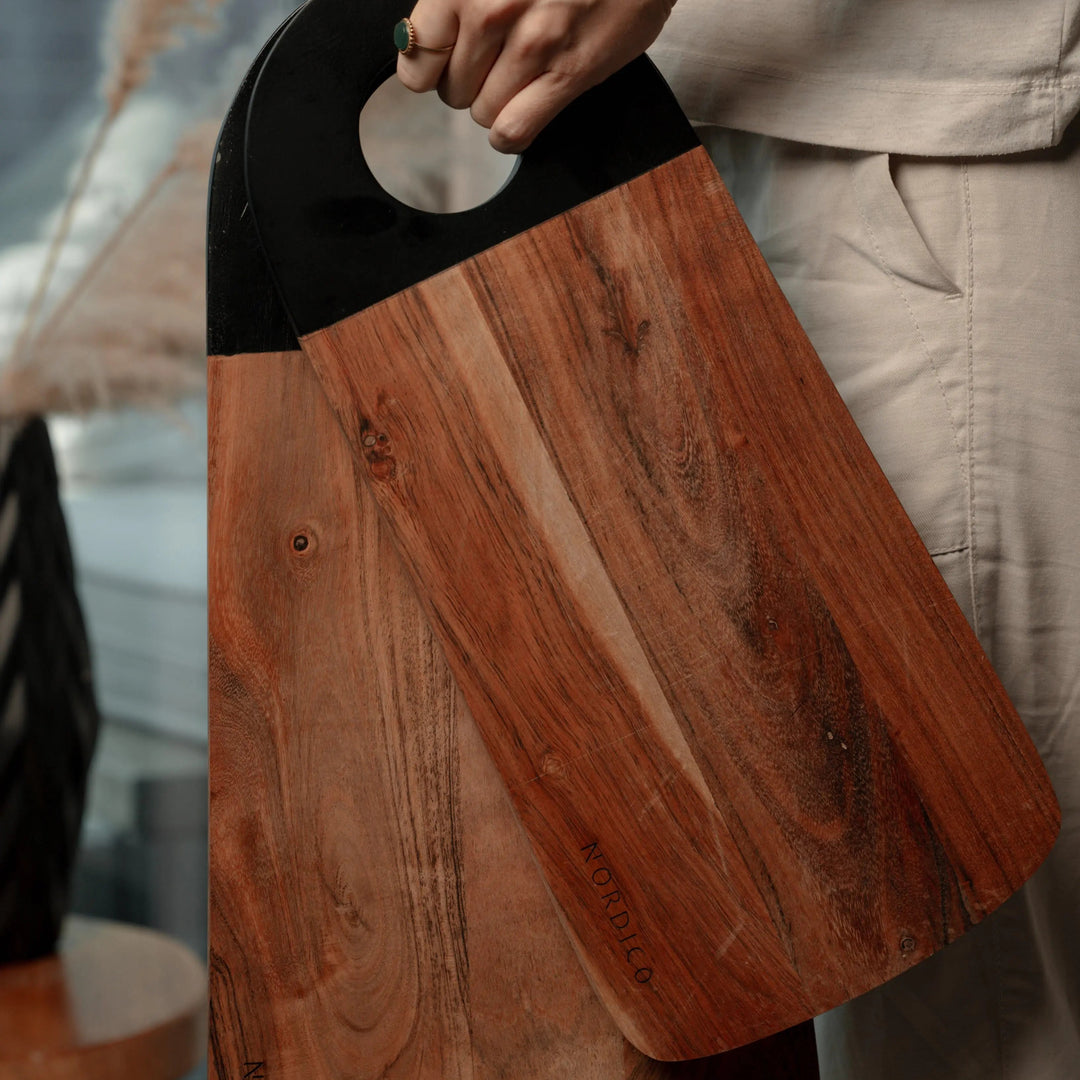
[396,0,460,92]
[395,0,674,154]
[486,67,584,153]
[398,0,562,118]
[467,5,569,125]
[478,0,672,153]
[438,13,504,109]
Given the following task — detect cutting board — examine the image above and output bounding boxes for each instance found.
[240,0,1059,1061]
[206,23,819,1078]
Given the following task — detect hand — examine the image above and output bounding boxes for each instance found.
[396,0,675,153]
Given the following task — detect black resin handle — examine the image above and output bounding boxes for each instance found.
[207,8,302,357]
[244,0,698,337]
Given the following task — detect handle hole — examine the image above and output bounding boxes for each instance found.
[358,76,517,214]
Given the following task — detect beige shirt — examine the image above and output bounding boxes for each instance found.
[649,0,1080,154]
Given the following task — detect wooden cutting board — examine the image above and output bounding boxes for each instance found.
[207,24,818,1078]
[241,0,1059,1061]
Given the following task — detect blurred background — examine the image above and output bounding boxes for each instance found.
[0,2,512,1077]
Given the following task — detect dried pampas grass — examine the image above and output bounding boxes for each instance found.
[0,122,219,417]
[103,0,227,116]
[5,0,226,389]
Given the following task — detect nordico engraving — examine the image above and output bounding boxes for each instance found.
[581,841,653,983]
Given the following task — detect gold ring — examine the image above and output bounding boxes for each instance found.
[394,17,455,56]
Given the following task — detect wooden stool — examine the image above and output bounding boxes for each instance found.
[0,916,206,1079]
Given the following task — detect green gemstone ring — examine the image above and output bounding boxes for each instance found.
[394,17,455,56]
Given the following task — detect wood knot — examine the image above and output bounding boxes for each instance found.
[603,318,651,359]
[288,526,317,559]
[539,753,566,778]
[285,524,321,583]
[360,426,396,481]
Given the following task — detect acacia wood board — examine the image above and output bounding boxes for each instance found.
[240,0,1059,1061]
[207,32,819,1077]
[208,348,818,1080]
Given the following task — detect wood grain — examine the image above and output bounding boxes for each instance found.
[209,351,816,1077]
[293,146,1059,1059]
[0,916,205,1080]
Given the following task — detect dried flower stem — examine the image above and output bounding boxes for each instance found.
[30,158,178,356]
[5,109,118,371]
[28,118,216,359]
[4,0,223,373]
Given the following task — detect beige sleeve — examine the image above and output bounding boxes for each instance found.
[649,0,1080,154]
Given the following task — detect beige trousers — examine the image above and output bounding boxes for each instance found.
[700,125,1080,1079]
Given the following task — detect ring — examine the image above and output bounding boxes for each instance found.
[394,17,455,56]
